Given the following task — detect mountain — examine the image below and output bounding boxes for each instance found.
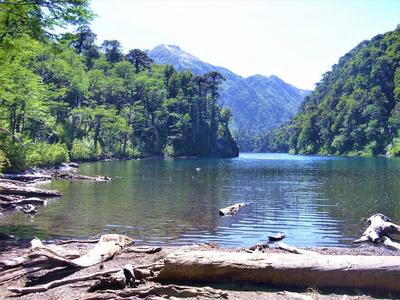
[271,27,400,156]
[147,45,310,150]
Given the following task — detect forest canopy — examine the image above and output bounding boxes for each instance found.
[258,26,400,156]
[0,0,238,173]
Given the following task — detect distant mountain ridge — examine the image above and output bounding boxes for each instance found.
[147,44,310,150]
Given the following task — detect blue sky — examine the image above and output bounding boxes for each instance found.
[89,0,400,90]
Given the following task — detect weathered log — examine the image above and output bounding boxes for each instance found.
[268,232,285,241]
[55,172,112,182]
[353,213,400,244]
[0,182,62,197]
[382,236,400,251]
[116,284,227,298]
[278,242,319,255]
[219,202,249,216]
[0,197,49,207]
[2,173,51,182]
[55,238,100,245]
[8,268,121,294]
[32,234,134,268]
[123,246,162,254]
[157,250,400,291]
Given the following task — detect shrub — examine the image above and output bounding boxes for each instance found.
[27,142,69,167]
[70,138,102,161]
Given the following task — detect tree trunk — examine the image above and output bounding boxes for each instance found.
[0,182,62,197]
[157,250,400,292]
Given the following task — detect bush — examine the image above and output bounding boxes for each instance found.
[70,138,102,161]
[27,142,69,167]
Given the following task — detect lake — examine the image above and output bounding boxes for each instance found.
[1,153,400,248]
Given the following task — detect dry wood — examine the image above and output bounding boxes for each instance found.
[89,264,135,292]
[123,246,162,254]
[33,234,134,268]
[55,172,112,181]
[382,236,400,251]
[30,237,80,259]
[56,238,100,245]
[2,173,51,182]
[219,202,249,216]
[8,268,121,294]
[269,232,285,241]
[157,250,400,291]
[0,197,49,208]
[2,234,133,287]
[114,283,227,298]
[278,242,320,255]
[0,182,62,197]
[353,213,400,244]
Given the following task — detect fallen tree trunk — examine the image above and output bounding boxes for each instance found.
[2,173,51,182]
[0,182,62,197]
[157,250,400,292]
[8,268,121,294]
[353,213,400,244]
[0,197,49,208]
[32,234,134,268]
[219,202,249,216]
[55,172,112,182]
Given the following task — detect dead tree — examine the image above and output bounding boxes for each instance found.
[353,213,400,244]
[157,250,400,292]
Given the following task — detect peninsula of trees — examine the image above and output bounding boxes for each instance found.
[0,0,239,173]
[259,27,400,156]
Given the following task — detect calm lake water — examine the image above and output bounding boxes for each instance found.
[2,153,400,248]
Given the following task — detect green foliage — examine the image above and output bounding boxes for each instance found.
[70,138,102,161]
[0,149,9,174]
[0,0,94,42]
[27,142,69,167]
[267,27,400,156]
[0,8,238,171]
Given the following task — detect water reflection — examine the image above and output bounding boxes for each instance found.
[1,153,400,248]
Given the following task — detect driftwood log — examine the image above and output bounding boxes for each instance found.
[219,202,249,216]
[5,234,136,294]
[157,250,400,292]
[353,213,400,244]
[30,234,135,268]
[0,181,62,197]
[268,232,285,242]
[55,172,112,181]
[2,173,52,182]
[115,284,227,299]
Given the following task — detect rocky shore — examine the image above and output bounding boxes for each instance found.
[0,237,399,300]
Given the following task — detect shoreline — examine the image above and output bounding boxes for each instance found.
[1,239,399,300]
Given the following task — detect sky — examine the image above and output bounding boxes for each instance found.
[88,0,400,90]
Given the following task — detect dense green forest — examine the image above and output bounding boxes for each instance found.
[259,26,400,156]
[0,0,238,173]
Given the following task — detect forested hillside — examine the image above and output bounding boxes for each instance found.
[261,27,400,155]
[148,45,309,151]
[0,1,238,173]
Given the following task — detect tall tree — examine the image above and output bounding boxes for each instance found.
[101,40,123,64]
[125,48,153,74]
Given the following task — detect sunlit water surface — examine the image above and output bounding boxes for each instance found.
[2,153,400,248]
